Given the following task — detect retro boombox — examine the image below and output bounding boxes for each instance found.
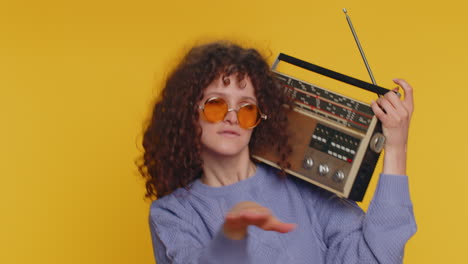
[252,53,392,201]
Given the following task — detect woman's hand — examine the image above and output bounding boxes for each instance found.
[371,79,414,175]
[223,201,296,240]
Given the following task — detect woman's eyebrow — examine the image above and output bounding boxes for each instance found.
[203,92,225,100]
[204,92,256,102]
[239,96,257,103]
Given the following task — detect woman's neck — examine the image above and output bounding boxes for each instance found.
[200,150,256,187]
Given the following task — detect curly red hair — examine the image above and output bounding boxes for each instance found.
[138,41,293,199]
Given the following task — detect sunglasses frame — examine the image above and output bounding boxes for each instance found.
[198,97,267,129]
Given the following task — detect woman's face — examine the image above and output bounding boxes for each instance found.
[198,75,257,158]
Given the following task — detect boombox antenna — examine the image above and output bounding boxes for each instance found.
[343,8,377,86]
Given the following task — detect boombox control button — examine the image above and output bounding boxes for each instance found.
[318,164,330,176]
[333,170,345,182]
[370,133,386,153]
[303,157,314,169]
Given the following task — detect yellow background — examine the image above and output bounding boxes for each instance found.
[1,0,466,263]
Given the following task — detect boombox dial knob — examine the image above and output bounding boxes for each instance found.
[303,157,314,169]
[333,170,345,182]
[318,164,329,176]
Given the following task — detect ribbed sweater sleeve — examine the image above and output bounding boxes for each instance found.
[302,174,417,264]
[364,175,417,264]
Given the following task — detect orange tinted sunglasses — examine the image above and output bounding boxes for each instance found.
[199,97,267,129]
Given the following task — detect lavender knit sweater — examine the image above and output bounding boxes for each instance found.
[149,163,416,264]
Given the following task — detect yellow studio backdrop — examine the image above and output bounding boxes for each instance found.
[1,0,466,263]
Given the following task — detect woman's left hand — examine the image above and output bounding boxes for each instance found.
[371,79,414,175]
[223,201,296,240]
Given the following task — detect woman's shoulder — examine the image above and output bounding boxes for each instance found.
[150,187,194,218]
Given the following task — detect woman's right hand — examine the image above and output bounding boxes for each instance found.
[222,201,296,240]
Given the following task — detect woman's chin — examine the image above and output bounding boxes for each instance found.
[202,143,249,159]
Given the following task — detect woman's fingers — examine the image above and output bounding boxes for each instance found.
[372,80,413,128]
[371,79,414,151]
[375,79,413,119]
[372,98,393,125]
[392,78,414,114]
[371,99,386,122]
[269,222,297,233]
[223,202,296,239]
[226,210,295,233]
[240,211,296,233]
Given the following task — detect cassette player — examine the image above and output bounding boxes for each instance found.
[252,53,391,201]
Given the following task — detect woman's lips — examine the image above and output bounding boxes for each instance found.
[218,130,240,137]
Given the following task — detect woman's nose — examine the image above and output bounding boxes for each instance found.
[224,108,239,125]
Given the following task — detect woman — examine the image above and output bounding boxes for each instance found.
[139,41,416,263]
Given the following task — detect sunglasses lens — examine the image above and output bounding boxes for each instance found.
[203,98,228,122]
[238,104,260,129]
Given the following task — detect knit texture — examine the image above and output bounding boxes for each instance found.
[149,164,416,264]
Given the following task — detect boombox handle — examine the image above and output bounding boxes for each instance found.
[271,53,390,97]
